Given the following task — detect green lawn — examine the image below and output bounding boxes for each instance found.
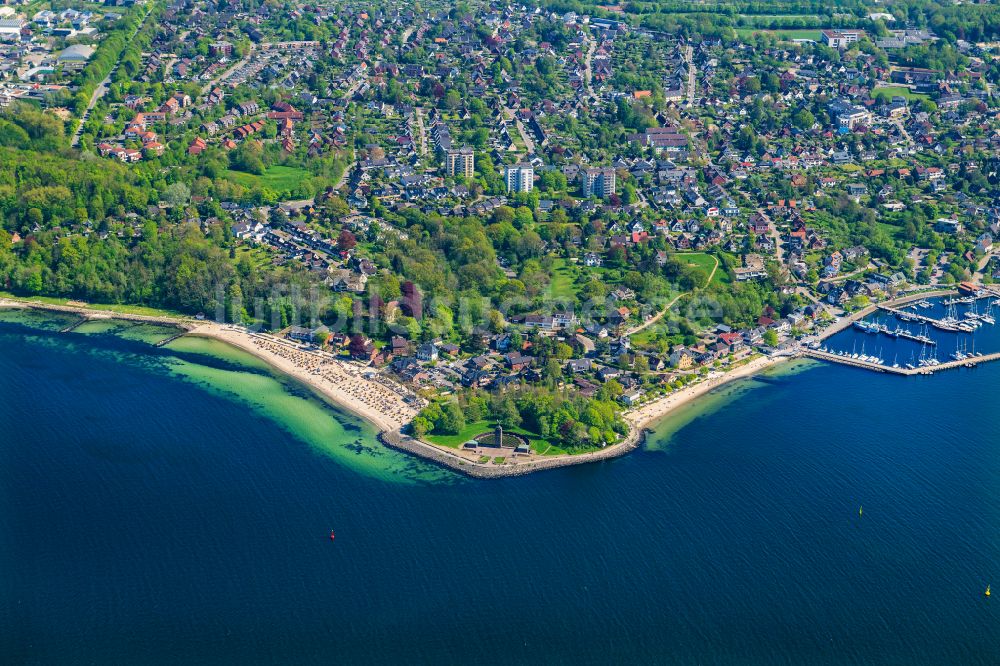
[425,420,550,451]
[225,165,314,195]
[872,85,931,102]
[734,28,822,41]
[738,14,819,20]
[677,252,726,286]
[424,419,603,456]
[548,257,581,300]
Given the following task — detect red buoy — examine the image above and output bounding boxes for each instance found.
[329,530,335,541]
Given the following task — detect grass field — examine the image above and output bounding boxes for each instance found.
[677,252,727,286]
[225,166,313,194]
[734,28,822,41]
[548,258,581,300]
[873,85,931,102]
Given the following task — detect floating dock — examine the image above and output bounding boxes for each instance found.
[877,305,980,333]
[855,322,937,346]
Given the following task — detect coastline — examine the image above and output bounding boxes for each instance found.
[0,296,798,478]
[187,323,421,435]
[622,353,793,433]
[189,324,798,477]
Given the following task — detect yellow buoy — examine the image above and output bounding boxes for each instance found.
[986,585,991,598]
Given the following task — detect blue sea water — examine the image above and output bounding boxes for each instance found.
[824,297,1000,364]
[1,310,999,665]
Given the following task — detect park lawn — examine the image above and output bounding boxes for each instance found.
[424,417,611,457]
[873,85,931,102]
[83,302,188,317]
[425,419,562,454]
[426,420,539,447]
[225,165,314,194]
[711,263,731,285]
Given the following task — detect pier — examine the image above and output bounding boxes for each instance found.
[59,317,89,333]
[154,331,188,347]
[0,298,199,332]
[877,305,980,333]
[803,349,904,374]
[803,348,1000,376]
[855,322,937,345]
[896,329,936,345]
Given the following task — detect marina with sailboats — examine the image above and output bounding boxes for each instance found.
[807,289,1000,376]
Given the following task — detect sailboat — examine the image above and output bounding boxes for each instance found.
[983,302,995,325]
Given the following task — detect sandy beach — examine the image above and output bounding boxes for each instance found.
[0,296,801,477]
[190,323,422,434]
[624,353,792,432]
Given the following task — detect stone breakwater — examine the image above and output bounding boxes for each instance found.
[379,427,647,479]
[0,298,198,330]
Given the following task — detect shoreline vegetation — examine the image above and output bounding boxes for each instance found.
[0,288,957,478]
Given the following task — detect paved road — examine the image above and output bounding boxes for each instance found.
[341,66,368,100]
[334,155,356,191]
[504,107,535,156]
[892,117,913,146]
[513,116,535,155]
[71,6,152,147]
[758,208,785,263]
[583,33,596,97]
[974,251,994,282]
[200,46,257,95]
[684,44,696,106]
[414,107,428,156]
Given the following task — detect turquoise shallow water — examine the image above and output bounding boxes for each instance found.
[1,309,999,664]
